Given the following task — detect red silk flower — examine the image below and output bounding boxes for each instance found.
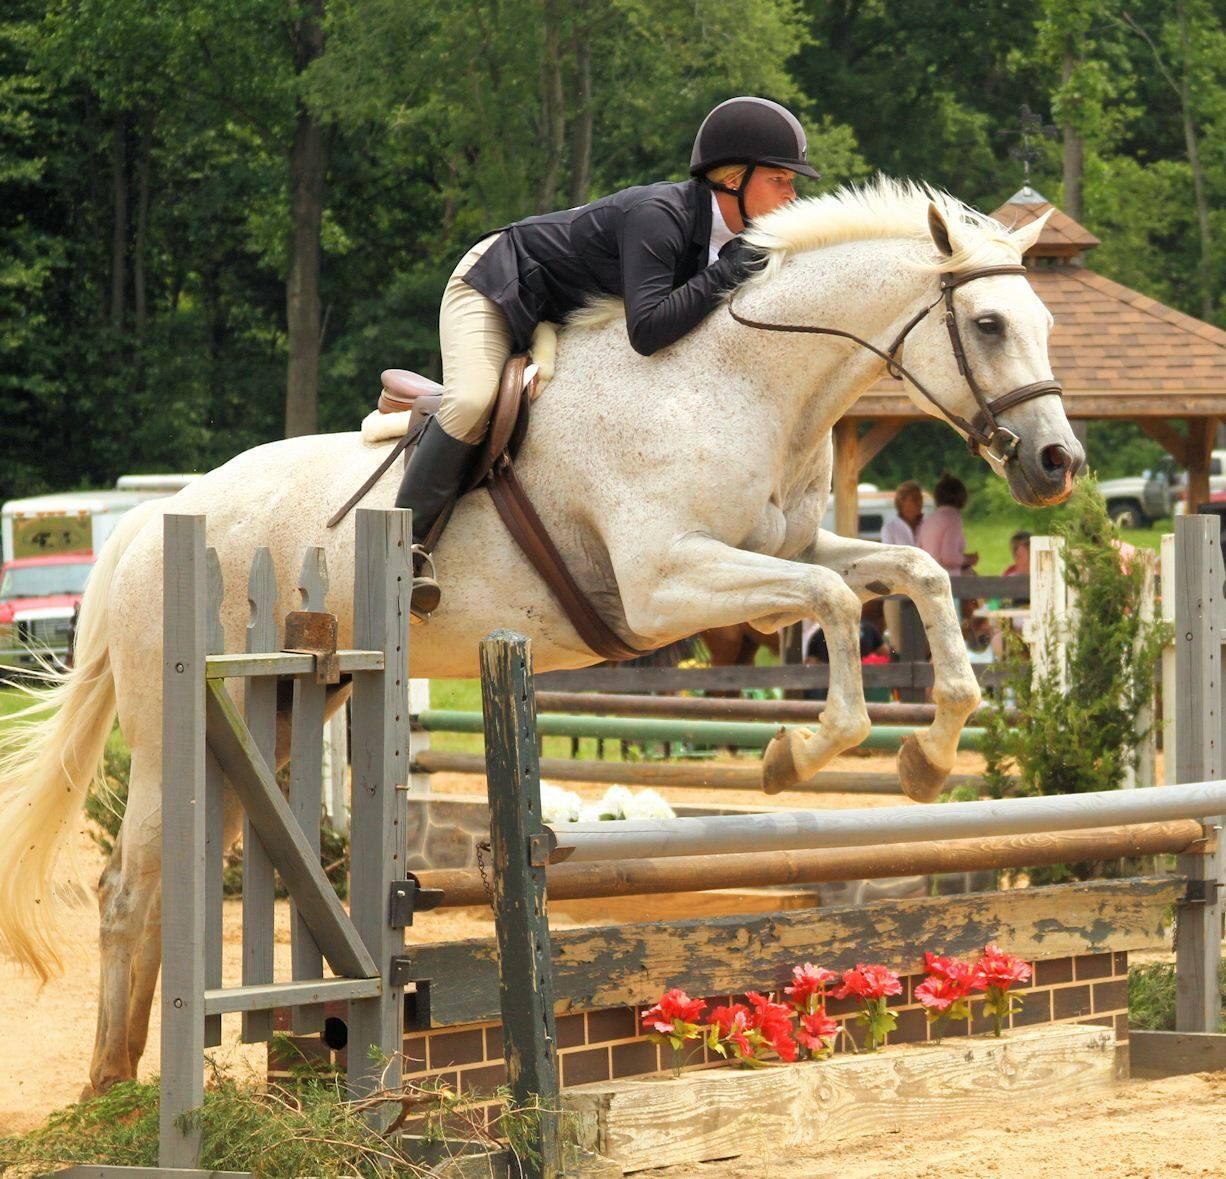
[746,991,798,1062]
[707,1003,755,1060]
[921,953,987,994]
[914,974,972,1013]
[832,963,903,1001]
[976,944,1033,991]
[784,963,839,1012]
[796,1010,840,1054]
[641,988,707,1034]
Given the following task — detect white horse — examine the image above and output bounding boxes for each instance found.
[0,179,1080,1094]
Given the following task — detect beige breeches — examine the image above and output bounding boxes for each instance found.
[435,232,514,444]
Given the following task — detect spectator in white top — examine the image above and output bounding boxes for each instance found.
[881,480,924,649]
[881,480,924,547]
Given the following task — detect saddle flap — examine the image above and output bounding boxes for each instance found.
[464,354,535,492]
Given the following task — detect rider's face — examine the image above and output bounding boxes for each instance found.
[740,167,798,221]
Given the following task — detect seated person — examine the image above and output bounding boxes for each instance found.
[803,620,891,703]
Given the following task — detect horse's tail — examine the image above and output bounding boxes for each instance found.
[0,501,154,981]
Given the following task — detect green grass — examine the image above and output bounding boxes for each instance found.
[1129,959,1226,1032]
[964,515,1170,576]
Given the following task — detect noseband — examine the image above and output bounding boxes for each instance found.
[727,263,1063,464]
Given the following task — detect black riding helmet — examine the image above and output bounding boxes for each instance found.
[691,96,820,226]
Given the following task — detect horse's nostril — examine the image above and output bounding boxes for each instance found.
[1041,444,1070,476]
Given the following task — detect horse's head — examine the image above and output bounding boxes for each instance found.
[743,182,1084,507]
[894,202,1083,506]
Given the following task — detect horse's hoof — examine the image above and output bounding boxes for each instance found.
[897,733,949,803]
[762,727,806,795]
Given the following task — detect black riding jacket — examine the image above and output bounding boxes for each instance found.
[464,179,740,356]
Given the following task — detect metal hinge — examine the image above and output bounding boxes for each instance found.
[389,876,444,928]
[1182,878,1220,906]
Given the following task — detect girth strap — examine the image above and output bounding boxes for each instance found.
[485,456,646,662]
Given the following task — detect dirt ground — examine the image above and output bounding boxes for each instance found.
[6,753,1224,1177]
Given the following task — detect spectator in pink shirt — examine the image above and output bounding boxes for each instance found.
[917,473,978,576]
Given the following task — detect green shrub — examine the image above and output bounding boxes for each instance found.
[0,1064,542,1176]
[981,478,1169,802]
[1129,959,1226,1032]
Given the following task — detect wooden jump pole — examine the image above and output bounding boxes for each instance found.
[548,778,1226,863]
[412,820,1206,907]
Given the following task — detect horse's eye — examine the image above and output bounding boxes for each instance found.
[976,314,1004,336]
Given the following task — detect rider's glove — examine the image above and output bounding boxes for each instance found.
[716,235,767,286]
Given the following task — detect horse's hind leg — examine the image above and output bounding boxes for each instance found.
[89,755,162,1095]
[807,533,980,802]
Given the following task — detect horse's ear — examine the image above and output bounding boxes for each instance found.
[928,203,954,257]
[1009,208,1052,257]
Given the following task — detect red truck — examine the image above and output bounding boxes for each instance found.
[0,552,95,671]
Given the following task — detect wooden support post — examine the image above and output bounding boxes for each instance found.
[480,630,560,1179]
[203,551,225,1049]
[1173,515,1225,1034]
[1183,417,1218,514]
[242,549,278,1043]
[160,515,207,1169]
[832,418,860,538]
[347,509,411,1101]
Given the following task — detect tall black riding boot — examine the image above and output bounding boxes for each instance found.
[394,417,479,617]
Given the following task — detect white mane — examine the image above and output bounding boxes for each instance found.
[745,175,1020,279]
[568,175,1025,332]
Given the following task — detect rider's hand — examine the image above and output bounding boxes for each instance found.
[716,235,766,286]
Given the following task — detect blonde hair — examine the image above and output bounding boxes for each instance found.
[705,163,747,189]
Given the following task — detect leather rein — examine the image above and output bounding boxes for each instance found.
[727,263,1063,464]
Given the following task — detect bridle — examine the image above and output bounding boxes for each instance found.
[727,263,1064,465]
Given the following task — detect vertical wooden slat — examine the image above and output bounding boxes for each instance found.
[242,549,278,1043]
[480,630,560,1179]
[203,550,225,1048]
[1124,548,1157,790]
[290,548,328,1033]
[1027,536,1067,689]
[1161,533,1177,786]
[408,679,431,795]
[1173,515,1225,1034]
[323,707,350,834]
[290,673,327,1033]
[896,600,927,704]
[160,514,207,1168]
[347,509,411,1101]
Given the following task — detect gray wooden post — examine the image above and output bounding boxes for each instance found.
[203,550,226,1049]
[480,630,560,1179]
[347,509,411,1100]
[161,514,208,1168]
[1173,515,1225,1033]
[290,548,329,1034]
[242,549,278,1043]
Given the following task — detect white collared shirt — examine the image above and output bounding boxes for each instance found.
[708,192,736,265]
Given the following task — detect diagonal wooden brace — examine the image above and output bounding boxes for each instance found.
[204,680,376,978]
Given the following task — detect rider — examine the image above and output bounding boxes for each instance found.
[396,96,820,615]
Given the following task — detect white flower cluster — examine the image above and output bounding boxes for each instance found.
[539,782,676,824]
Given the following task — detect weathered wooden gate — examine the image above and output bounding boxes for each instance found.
[155,508,411,1172]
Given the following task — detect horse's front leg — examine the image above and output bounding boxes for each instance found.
[806,532,980,802]
[616,536,870,793]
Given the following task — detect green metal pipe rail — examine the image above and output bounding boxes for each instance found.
[416,708,987,753]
